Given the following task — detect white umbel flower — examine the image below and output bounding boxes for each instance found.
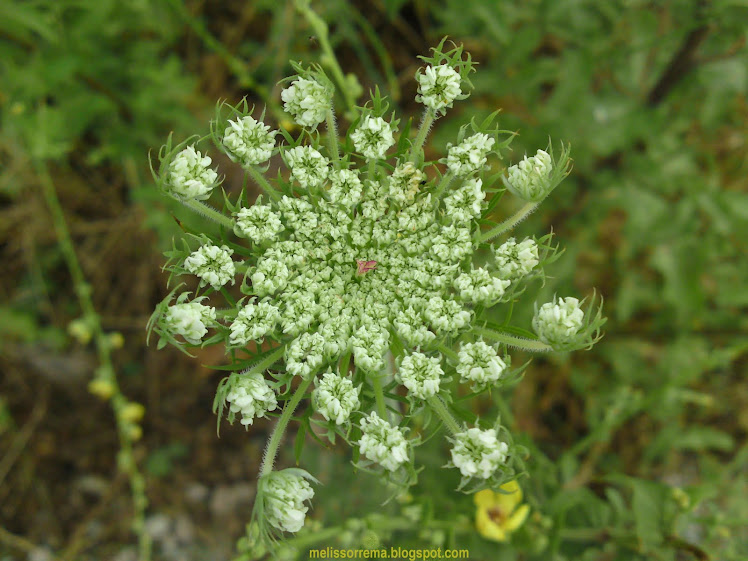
[184,244,236,289]
[166,146,218,201]
[163,300,216,344]
[285,146,330,189]
[286,332,326,379]
[312,370,361,425]
[222,116,276,167]
[397,352,443,400]
[456,341,507,387]
[443,177,485,223]
[229,300,281,346]
[226,372,278,426]
[453,268,511,304]
[450,427,508,479]
[350,115,395,160]
[350,323,390,373]
[430,225,473,263]
[393,306,435,347]
[415,64,462,114]
[263,471,315,533]
[532,296,585,347]
[251,259,290,297]
[358,412,409,472]
[388,162,425,207]
[505,149,553,201]
[446,133,495,176]
[424,297,472,335]
[327,169,362,208]
[281,77,331,128]
[234,204,284,243]
[494,237,540,279]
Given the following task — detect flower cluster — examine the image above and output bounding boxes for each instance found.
[494,237,539,279]
[397,352,443,400]
[229,300,280,346]
[148,39,605,549]
[280,77,331,128]
[416,64,463,115]
[504,149,553,202]
[351,115,395,161]
[234,204,284,243]
[166,146,217,201]
[450,427,508,480]
[358,412,410,472]
[457,341,507,390]
[533,296,584,348]
[183,244,235,289]
[312,370,361,425]
[222,116,277,167]
[446,133,495,176]
[162,296,215,345]
[225,372,278,426]
[261,470,315,533]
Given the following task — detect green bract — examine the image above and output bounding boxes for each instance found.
[147,39,605,552]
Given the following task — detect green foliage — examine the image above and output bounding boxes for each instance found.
[2,0,746,560]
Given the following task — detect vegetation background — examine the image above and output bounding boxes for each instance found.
[1,0,746,560]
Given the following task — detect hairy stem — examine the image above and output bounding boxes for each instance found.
[325,108,340,167]
[259,374,315,477]
[183,199,235,229]
[427,395,462,437]
[409,108,436,161]
[479,201,539,244]
[248,165,282,203]
[474,326,553,352]
[432,171,454,203]
[296,0,357,115]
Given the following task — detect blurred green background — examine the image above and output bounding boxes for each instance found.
[1,1,746,560]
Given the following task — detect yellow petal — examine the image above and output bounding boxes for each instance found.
[504,504,530,532]
[474,489,498,508]
[494,480,523,512]
[476,507,508,542]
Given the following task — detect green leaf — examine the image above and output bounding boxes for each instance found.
[630,479,668,547]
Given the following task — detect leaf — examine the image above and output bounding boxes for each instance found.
[630,478,668,548]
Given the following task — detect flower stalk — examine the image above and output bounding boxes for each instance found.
[259,374,316,477]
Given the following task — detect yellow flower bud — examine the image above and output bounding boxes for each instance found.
[88,378,115,400]
[121,402,145,423]
[107,332,125,349]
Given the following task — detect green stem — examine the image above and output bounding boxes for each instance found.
[183,199,234,229]
[371,372,388,420]
[474,326,553,352]
[248,344,289,376]
[219,287,236,308]
[296,0,357,115]
[434,341,460,363]
[432,171,454,202]
[325,108,340,167]
[367,160,376,182]
[248,165,282,203]
[259,374,315,476]
[36,164,151,560]
[427,396,462,436]
[409,108,436,162]
[479,201,539,244]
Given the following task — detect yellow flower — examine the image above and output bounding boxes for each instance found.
[474,480,530,542]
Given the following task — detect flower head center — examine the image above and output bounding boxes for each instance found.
[356,259,378,276]
[487,506,507,525]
